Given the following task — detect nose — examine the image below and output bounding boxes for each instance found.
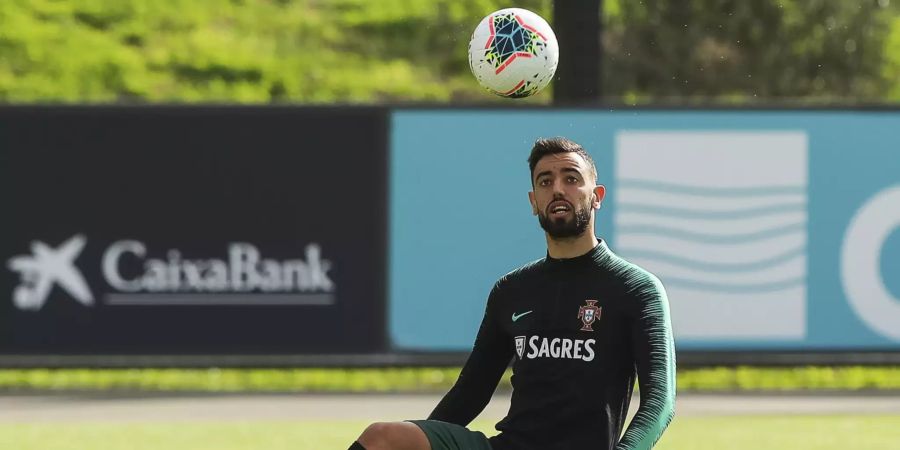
[552,178,566,196]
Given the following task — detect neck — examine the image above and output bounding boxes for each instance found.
[546,230,599,259]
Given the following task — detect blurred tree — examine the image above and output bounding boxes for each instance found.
[883,13,900,99]
[0,0,552,103]
[0,0,897,104]
[603,0,897,103]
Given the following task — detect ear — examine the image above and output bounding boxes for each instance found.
[528,191,538,215]
[592,185,606,209]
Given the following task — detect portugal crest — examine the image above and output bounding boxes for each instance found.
[577,300,601,332]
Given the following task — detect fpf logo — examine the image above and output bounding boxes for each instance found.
[578,300,601,331]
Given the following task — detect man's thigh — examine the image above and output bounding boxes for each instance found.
[407,420,492,450]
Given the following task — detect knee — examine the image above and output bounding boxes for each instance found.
[358,421,428,450]
[358,422,395,448]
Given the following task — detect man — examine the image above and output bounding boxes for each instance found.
[350,137,676,450]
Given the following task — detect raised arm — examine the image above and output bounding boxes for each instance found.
[428,284,513,425]
[617,275,676,450]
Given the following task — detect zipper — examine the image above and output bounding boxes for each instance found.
[551,266,563,328]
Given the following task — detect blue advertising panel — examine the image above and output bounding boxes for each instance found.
[389,109,900,351]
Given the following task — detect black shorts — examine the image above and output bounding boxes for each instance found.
[407,420,492,450]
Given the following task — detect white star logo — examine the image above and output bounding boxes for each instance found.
[7,234,94,311]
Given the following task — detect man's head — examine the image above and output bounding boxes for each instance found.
[527,137,605,239]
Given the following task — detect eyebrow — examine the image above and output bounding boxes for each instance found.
[534,167,583,181]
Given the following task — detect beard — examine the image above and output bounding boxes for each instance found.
[537,202,592,239]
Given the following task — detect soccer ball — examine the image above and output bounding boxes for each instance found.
[468,8,559,98]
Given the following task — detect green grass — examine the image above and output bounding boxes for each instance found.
[1,366,899,392]
[1,416,898,450]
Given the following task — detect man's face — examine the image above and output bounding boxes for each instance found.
[528,152,605,239]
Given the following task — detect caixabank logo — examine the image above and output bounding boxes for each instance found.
[7,235,336,310]
[6,235,94,311]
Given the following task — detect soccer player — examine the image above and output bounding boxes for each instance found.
[349,137,676,450]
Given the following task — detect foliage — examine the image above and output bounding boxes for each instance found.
[0,0,552,103]
[884,15,900,99]
[604,0,898,104]
[3,0,897,103]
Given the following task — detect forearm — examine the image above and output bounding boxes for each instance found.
[428,371,500,425]
[616,276,677,450]
[429,284,512,425]
[615,351,676,449]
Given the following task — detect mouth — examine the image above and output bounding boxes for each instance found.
[547,200,573,217]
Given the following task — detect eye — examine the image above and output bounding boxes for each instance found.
[539,178,551,186]
[567,176,578,183]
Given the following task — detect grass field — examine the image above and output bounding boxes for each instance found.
[2,367,898,450]
[2,416,899,450]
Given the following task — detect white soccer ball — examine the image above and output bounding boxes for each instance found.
[468,8,559,98]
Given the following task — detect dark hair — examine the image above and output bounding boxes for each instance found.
[527,137,597,182]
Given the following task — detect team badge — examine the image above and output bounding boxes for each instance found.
[515,336,526,359]
[577,300,601,331]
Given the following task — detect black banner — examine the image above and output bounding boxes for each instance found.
[0,106,388,354]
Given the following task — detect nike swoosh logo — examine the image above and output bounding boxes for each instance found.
[512,310,533,322]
